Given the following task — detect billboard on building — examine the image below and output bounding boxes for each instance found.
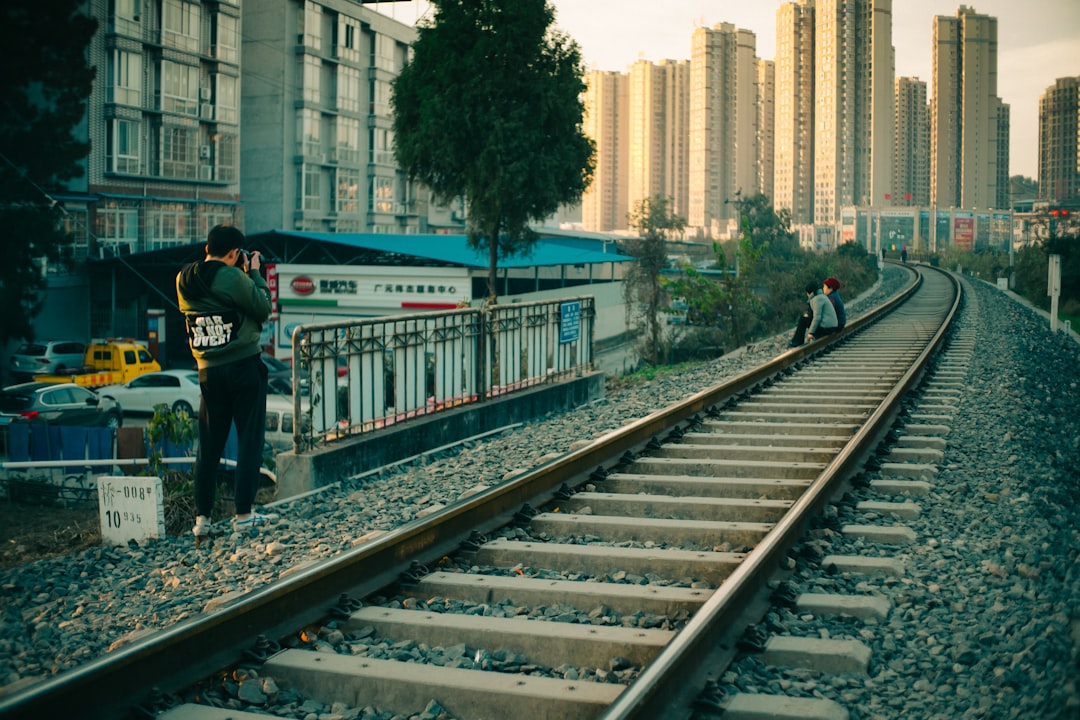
[273,264,472,357]
[840,208,857,243]
[953,213,974,251]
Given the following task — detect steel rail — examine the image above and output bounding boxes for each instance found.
[0,268,926,720]
[599,265,961,719]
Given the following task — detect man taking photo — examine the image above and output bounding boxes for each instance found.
[176,224,273,540]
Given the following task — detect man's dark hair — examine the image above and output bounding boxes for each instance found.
[207,224,245,257]
[804,281,818,294]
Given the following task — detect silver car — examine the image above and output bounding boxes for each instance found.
[9,340,86,380]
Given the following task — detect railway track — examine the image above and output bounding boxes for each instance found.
[0,265,960,720]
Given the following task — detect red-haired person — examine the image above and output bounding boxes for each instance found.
[823,277,846,331]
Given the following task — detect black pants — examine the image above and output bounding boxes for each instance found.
[791,312,811,345]
[194,354,268,517]
[792,315,839,346]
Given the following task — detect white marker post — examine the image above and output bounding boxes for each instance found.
[1048,254,1061,334]
[97,476,166,545]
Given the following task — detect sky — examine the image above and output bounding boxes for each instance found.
[370,1,1080,179]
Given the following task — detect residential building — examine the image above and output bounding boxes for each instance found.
[242,0,423,235]
[996,101,1010,210]
[814,0,896,233]
[627,59,690,224]
[931,6,1007,210]
[689,23,760,237]
[581,71,630,232]
[757,59,776,203]
[81,0,245,260]
[894,77,931,207]
[774,0,815,226]
[1038,76,1080,203]
[34,0,250,339]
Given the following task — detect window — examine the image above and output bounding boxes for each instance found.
[336,167,359,214]
[111,51,142,106]
[161,60,199,116]
[266,413,280,433]
[297,108,320,156]
[299,55,322,104]
[371,79,391,117]
[162,0,200,53]
[114,0,141,37]
[160,125,197,178]
[338,66,359,113]
[337,19,359,63]
[148,202,191,249]
[109,119,141,174]
[372,128,394,166]
[200,209,236,238]
[300,165,321,211]
[336,116,360,164]
[213,13,238,63]
[372,176,393,214]
[300,2,322,49]
[214,73,238,124]
[215,133,238,183]
[97,202,139,248]
[373,33,396,72]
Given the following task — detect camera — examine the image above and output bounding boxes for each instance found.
[238,249,251,266]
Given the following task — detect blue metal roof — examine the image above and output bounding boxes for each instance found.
[256,230,634,269]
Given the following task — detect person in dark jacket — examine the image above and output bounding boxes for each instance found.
[176,225,273,539]
[823,276,846,331]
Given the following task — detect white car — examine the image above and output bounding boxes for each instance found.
[98,370,202,417]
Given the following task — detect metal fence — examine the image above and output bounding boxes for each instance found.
[290,296,595,452]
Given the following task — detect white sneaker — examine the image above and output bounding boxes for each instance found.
[192,515,213,538]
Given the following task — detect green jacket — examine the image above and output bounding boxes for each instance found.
[176,260,272,369]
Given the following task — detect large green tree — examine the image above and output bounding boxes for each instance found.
[392,0,594,302]
[0,0,96,344]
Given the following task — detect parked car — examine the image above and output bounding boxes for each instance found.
[261,353,296,395]
[0,382,122,428]
[97,370,202,417]
[9,340,87,381]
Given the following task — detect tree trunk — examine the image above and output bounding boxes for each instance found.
[486,218,502,304]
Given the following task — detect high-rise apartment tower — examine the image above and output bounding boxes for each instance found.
[1038,77,1080,203]
[894,77,931,207]
[931,6,1008,210]
[774,0,816,226]
[688,23,760,237]
[582,71,630,232]
[627,59,691,225]
[814,0,895,228]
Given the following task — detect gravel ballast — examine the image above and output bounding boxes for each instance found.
[1,267,1077,719]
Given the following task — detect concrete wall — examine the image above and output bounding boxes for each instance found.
[505,281,629,348]
[275,371,606,499]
